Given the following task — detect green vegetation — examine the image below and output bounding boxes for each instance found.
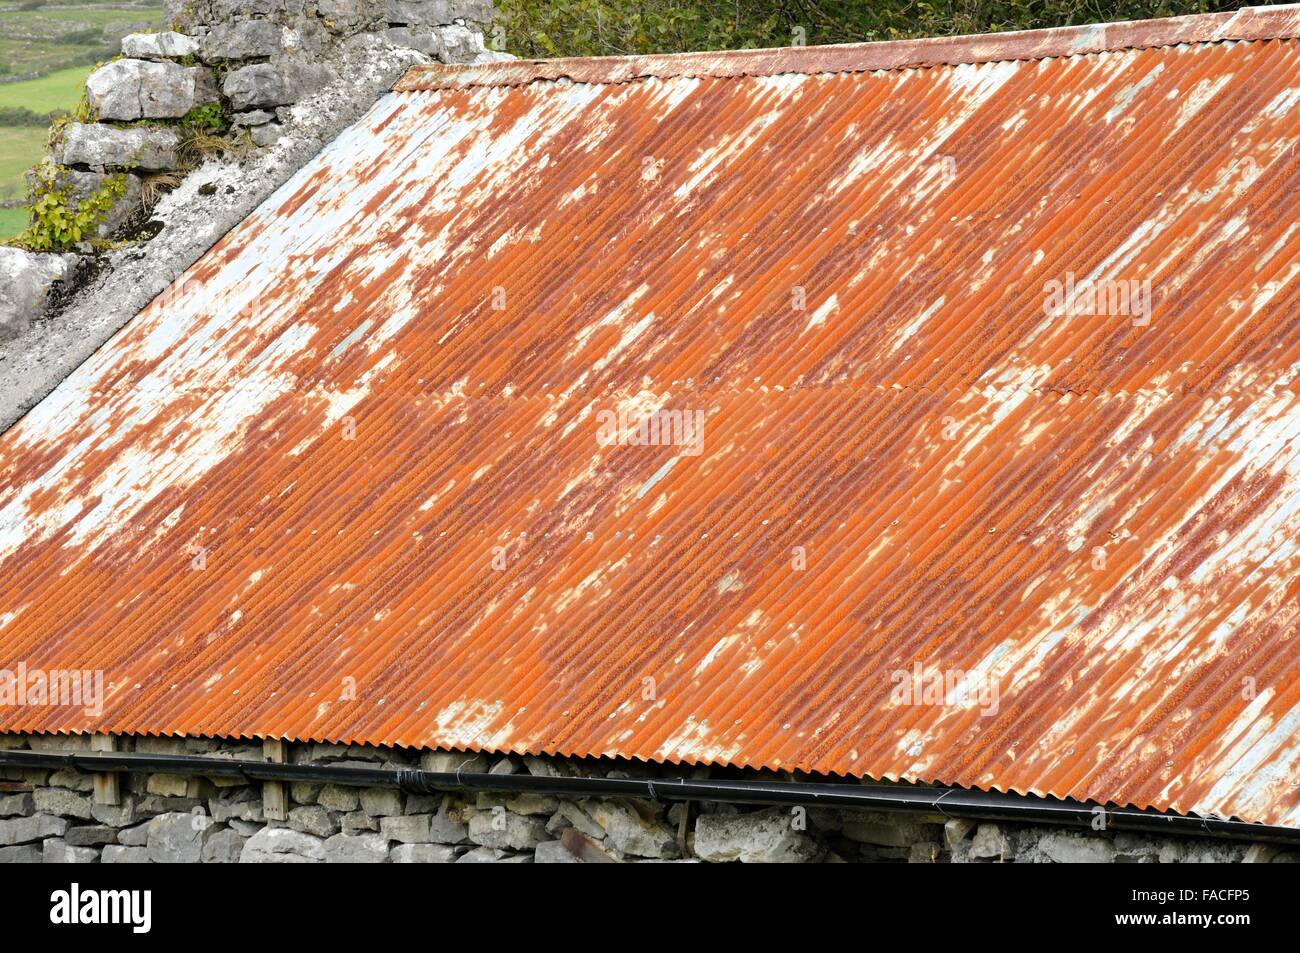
[12,160,128,250]
[0,105,62,124]
[0,98,72,237]
[0,64,92,113]
[0,205,26,237]
[0,3,161,238]
[179,101,227,135]
[0,3,159,77]
[0,126,49,204]
[496,1,1272,57]
[0,126,48,183]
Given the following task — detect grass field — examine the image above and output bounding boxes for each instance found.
[0,64,95,241]
[0,3,161,77]
[0,127,51,239]
[0,205,27,238]
[0,2,162,240]
[1,123,48,171]
[0,127,47,180]
[0,63,91,112]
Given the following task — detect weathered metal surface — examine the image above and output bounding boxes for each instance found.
[3,10,1300,826]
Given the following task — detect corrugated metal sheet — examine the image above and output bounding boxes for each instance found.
[3,8,1300,825]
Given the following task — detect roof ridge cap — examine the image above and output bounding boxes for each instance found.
[395,5,1300,91]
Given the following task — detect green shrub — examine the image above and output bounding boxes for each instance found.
[179,102,228,135]
[496,1,1254,57]
[71,90,96,124]
[15,162,127,252]
[0,106,63,127]
[58,29,105,46]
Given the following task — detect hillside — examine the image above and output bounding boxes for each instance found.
[0,0,162,237]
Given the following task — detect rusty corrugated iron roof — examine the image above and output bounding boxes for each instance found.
[3,7,1300,826]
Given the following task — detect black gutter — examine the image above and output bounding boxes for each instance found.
[3,748,1296,846]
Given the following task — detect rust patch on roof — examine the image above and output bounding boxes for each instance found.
[3,9,1300,827]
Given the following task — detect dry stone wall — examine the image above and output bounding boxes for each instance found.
[0,0,504,344]
[68,0,502,226]
[0,734,1291,864]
